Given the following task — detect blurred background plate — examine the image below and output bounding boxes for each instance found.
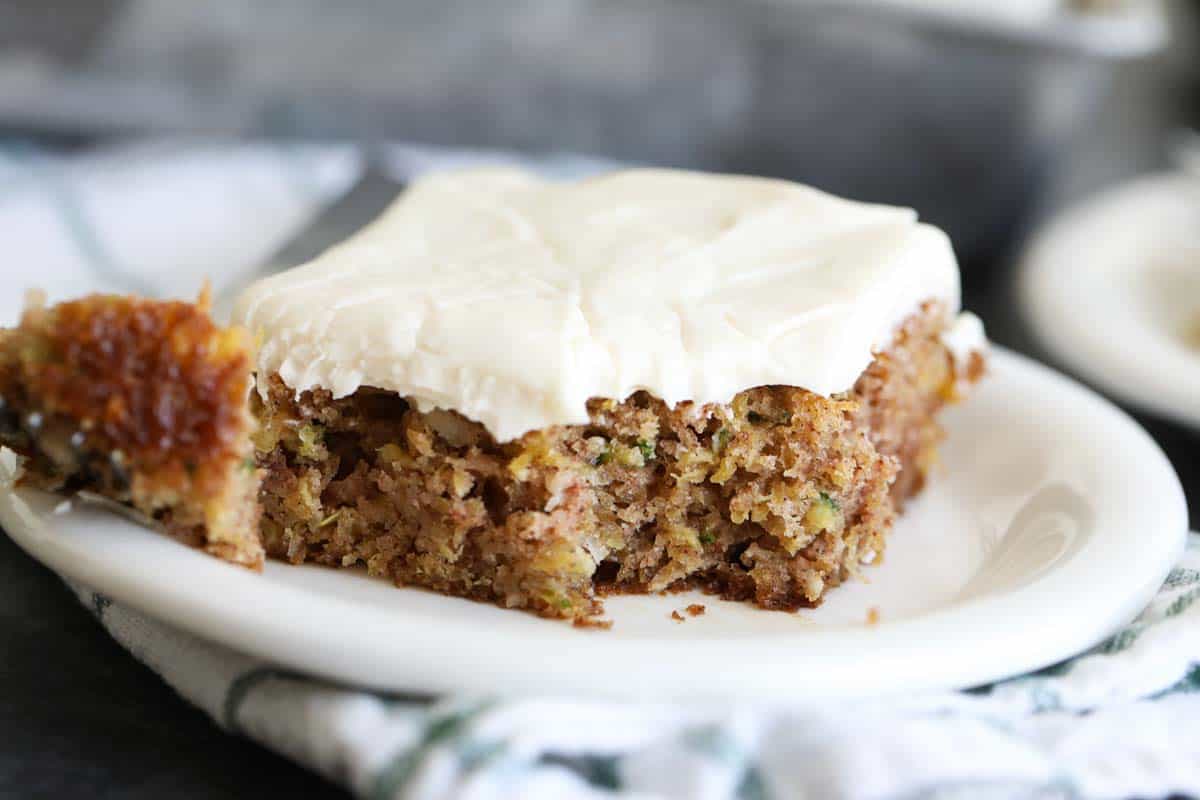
[1019,170,1200,430]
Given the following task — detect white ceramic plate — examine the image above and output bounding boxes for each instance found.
[1,348,1186,701]
[1020,172,1200,431]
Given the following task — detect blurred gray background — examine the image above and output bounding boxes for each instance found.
[0,0,1196,264]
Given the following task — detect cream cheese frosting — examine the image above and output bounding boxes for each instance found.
[234,167,981,442]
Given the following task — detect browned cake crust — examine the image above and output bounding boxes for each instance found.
[255,302,981,623]
[0,292,263,568]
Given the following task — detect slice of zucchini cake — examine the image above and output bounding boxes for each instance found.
[236,167,987,623]
[0,291,263,568]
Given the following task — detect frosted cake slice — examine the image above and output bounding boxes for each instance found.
[236,168,986,624]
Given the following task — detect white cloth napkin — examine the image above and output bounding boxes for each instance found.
[63,534,1200,800]
[3,139,1198,800]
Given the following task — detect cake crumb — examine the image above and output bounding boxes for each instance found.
[671,610,685,622]
[686,603,706,617]
[866,606,881,625]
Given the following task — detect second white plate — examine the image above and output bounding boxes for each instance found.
[1020,172,1200,431]
[0,349,1187,701]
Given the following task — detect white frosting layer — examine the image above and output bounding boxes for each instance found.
[235,168,976,442]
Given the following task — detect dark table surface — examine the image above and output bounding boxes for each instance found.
[0,232,1196,800]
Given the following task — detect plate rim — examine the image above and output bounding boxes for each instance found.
[0,347,1188,701]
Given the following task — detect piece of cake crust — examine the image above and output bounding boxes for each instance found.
[0,292,263,568]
